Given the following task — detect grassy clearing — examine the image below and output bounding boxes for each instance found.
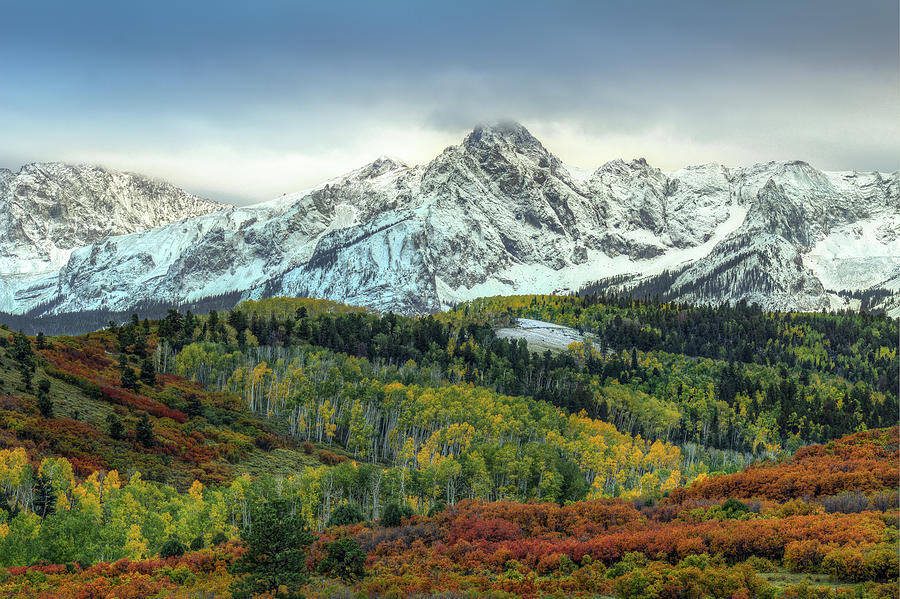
[236,446,322,477]
[759,570,857,591]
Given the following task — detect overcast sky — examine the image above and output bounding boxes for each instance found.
[1,0,897,205]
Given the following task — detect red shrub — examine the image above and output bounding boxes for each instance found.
[447,517,523,544]
[99,386,187,423]
[316,449,348,465]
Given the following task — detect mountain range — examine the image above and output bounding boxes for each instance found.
[1,122,898,328]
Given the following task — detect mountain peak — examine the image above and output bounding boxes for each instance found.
[2,128,897,321]
[19,161,103,175]
[760,178,781,193]
[463,121,542,150]
[355,155,408,179]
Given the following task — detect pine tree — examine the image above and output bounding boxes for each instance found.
[139,358,156,387]
[18,362,33,393]
[317,537,366,580]
[133,334,147,358]
[184,394,204,418]
[230,498,315,599]
[381,502,412,527]
[12,331,36,393]
[183,311,196,341]
[121,365,139,391]
[12,331,34,365]
[36,378,53,418]
[116,320,136,353]
[159,309,184,343]
[326,503,365,527]
[160,536,186,558]
[228,309,247,334]
[135,413,154,447]
[33,472,55,518]
[107,413,125,440]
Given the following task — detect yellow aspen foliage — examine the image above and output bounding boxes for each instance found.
[189,480,204,501]
[104,470,122,494]
[124,524,148,559]
[661,470,681,493]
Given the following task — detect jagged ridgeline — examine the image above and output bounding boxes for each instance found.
[3,125,898,322]
[582,268,900,314]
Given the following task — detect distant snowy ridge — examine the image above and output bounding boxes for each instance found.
[0,162,223,310]
[1,123,897,319]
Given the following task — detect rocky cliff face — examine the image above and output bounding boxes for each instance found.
[0,162,222,308]
[2,124,898,320]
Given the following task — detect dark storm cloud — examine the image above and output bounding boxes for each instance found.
[1,0,896,203]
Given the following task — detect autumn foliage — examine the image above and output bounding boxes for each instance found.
[0,426,896,598]
[0,299,897,599]
[673,427,899,502]
[0,327,300,488]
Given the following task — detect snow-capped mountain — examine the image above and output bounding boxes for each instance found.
[0,162,223,309]
[2,123,898,321]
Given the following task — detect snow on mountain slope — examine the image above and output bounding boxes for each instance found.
[11,156,420,315]
[0,162,223,310]
[804,214,900,291]
[663,180,830,311]
[1,124,897,319]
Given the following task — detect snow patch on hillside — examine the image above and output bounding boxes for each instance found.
[495,318,593,352]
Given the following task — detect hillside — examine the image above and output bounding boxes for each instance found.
[0,428,896,598]
[0,324,325,489]
[0,295,896,597]
[1,294,896,489]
